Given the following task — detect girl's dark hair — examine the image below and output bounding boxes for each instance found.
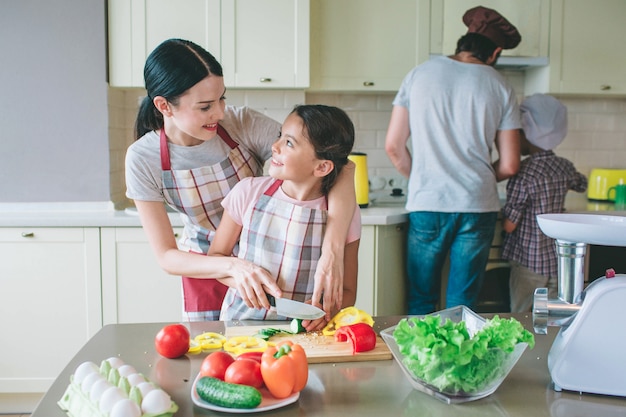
[455,33,500,64]
[134,39,223,139]
[291,105,355,195]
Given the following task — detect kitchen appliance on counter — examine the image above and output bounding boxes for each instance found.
[348,152,369,208]
[587,168,626,200]
[533,213,626,397]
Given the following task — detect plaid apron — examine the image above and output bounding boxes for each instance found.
[160,126,263,320]
[220,179,327,321]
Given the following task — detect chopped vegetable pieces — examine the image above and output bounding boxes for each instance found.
[223,336,268,355]
[194,332,227,351]
[334,323,377,354]
[322,307,374,336]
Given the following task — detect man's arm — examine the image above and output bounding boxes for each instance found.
[493,129,521,182]
[384,105,412,178]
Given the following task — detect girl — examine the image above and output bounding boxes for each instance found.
[125,39,356,321]
[209,105,360,330]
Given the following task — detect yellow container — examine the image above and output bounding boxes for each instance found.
[588,168,626,200]
[348,152,369,208]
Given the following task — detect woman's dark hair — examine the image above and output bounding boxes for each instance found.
[455,33,500,64]
[291,104,355,195]
[134,39,223,139]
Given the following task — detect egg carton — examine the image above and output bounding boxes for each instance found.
[58,358,178,417]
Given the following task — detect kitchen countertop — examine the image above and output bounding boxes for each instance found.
[2,191,624,228]
[31,314,626,417]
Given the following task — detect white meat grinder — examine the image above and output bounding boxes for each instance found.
[533,213,626,397]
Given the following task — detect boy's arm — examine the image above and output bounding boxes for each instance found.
[502,217,517,234]
[571,171,588,193]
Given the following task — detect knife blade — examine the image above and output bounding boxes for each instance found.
[266,294,325,320]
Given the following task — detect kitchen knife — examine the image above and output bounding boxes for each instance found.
[266,294,325,320]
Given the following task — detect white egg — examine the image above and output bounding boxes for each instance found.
[99,386,127,413]
[81,372,104,393]
[126,373,146,386]
[73,361,99,384]
[110,399,142,417]
[89,379,113,402]
[106,356,125,369]
[117,364,137,377]
[136,381,155,398]
[141,389,171,414]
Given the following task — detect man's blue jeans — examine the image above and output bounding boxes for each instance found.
[406,211,498,314]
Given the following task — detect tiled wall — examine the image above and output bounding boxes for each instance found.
[108,73,626,208]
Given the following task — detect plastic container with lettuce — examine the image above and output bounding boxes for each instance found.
[380,306,535,403]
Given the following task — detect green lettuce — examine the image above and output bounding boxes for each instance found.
[393,315,535,393]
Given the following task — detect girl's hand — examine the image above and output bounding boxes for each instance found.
[229,258,282,310]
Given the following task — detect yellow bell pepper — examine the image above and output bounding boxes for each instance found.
[194,332,226,351]
[223,336,268,355]
[322,307,374,336]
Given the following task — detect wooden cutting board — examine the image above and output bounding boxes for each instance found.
[224,324,392,364]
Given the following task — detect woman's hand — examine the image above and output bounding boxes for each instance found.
[312,248,344,320]
[224,258,282,310]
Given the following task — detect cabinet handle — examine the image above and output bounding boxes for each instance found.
[601,85,611,91]
[21,232,34,238]
[395,225,404,232]
[363,81,375,87]
[174,233,179,238]
[259,78,272,83]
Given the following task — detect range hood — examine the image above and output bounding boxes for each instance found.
[495,55,548,70]
[429,54,548,70]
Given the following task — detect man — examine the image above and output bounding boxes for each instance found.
[385,6,522,314]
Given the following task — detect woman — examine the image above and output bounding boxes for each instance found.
[125,39,356,322]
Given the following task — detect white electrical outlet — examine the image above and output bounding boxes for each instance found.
[388,176,408,189]
[369,176,386,191]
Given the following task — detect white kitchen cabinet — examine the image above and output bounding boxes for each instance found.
[309,0,431,92]
[355,223,407,316]
[526,0,626,95]
[108,0,221,87]
[429,0,550,59]
[221,0,309,88]
[0,228,101,393]
[100,227,184,325]
[108,0,309,88]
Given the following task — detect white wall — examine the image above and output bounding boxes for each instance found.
[0,0,109,203]
[110,82,626,209]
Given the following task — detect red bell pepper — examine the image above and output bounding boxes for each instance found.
[334,322,377,354]
[260,340,308,399]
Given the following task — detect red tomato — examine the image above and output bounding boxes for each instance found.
[154,324,190,359]
[224,358,264,388]
[200,351,235,380]
[236,351,263,363]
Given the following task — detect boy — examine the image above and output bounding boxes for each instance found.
[502,94,587,312]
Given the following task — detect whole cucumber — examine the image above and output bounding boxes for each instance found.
[196,376,262,409]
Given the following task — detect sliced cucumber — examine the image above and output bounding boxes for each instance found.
[254,327,291,340]
[290,318,305,333]
[196,376,262,409]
